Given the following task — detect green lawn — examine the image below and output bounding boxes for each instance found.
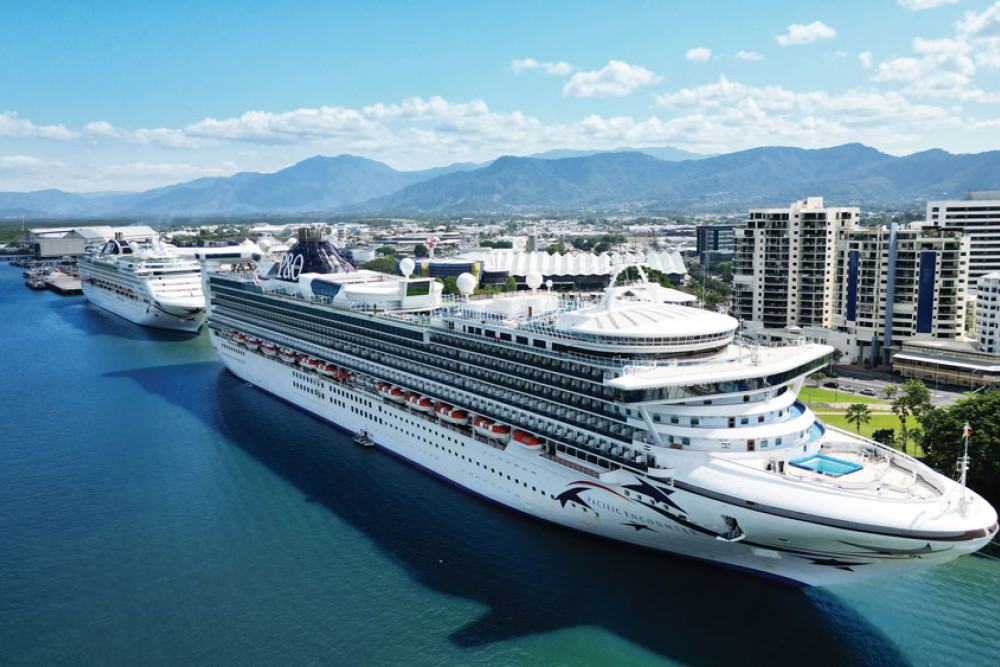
[799,386,888,405]
[814,411,923,455]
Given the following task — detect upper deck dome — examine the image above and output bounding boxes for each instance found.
[555,301,738,350]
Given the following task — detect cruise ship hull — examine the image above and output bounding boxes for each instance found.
[82,281,205,332]
[210,329,992,587]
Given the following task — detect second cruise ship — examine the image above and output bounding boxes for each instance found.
[79,235,206,332]
[204,229,997,586]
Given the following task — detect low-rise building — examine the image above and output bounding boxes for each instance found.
[19,225,157,259]
[892,340,1000,390]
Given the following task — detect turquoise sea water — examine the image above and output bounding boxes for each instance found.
[1,265,998,666]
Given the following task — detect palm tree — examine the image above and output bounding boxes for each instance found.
[890,380,931,455]
[845,403,872,435]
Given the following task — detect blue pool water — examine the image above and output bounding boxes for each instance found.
[791,454,863,476]
[1,265,999,666]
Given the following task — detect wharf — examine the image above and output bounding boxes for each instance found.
[44,273,82,296]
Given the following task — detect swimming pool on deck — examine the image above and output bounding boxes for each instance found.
[789,453,862,477]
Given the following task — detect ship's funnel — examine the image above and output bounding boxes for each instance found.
[273,227,356,282]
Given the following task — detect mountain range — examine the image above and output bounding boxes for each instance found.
[2,144,998,219]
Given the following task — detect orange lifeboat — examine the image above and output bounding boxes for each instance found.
[489,423,511,442]
[379,384,405,403]
[513,430,541,448]
[335,368,350,381]
[279,347,297,361]
[261,341,278,356]
[244,335,260,350]
[298,356,321,372]
[232,332,246,344]
[474,417,510,442]
[436,404,469,425]
[406,393,434,412]
[319,363,338,377]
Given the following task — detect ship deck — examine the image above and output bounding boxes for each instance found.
[726,434,946,501]
[608,342,828,389]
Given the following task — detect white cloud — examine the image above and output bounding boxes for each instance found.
[511,58,540,72]
[511,58,573,75]
[957,2,1000,40]
[735,50,764,61]
[976,41,1000,68]
[686,47,712,62]
[362,96,491,121]
[898,0,958,11]
[652,76,959,135]
[0,111,78,140]
[775,21,837,46]
[562,60,661,97]
[860,51,873,69]
[869,36,1000,100]
[184,106,391,145]
[544,61,574,76]
[0,155,64,171]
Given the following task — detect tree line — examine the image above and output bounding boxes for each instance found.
[842,379,1000,504]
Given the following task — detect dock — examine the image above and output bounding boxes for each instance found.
[43,272,82,296]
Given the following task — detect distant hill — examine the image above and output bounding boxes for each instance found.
[3,144,1000,218]
[527,146,709,161]
[364,143,1000,213]
[0,155,477,219]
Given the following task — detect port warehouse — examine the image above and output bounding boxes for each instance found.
[16,226,157,259]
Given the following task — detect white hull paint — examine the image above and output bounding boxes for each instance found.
[210,329,989,586]
[82,281,204,332]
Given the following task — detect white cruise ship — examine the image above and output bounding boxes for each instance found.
[204,229,997,586]
[79,235,206,332]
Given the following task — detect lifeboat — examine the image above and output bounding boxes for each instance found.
[232,332,246,344]
[474,417,511,442]
[335,368,350,381]
[406,393,434,412]
[279,347,297,362]
[260,341,278,356]
[513,430,541,448]
[379,384,405,403]
[298,355,321,372]
[489,423,512,442]
[244,335,260,350]
[436,404,469,425]
[319,363,338,377]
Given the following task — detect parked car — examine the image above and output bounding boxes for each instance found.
[859,387,877,396]
[840,385,855,392]
[823,381,838,388]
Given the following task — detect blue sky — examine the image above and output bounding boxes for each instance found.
[2,0,1000,192]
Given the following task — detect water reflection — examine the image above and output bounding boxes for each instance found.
[107,362,906,666]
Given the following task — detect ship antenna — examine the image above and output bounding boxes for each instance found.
[958,423,971,512]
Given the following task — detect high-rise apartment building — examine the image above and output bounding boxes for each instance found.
[926,191,1000,290]
[976,271,1000,354]
[732,197,859,329]
[834,226,969,359]
[734,197,971,363]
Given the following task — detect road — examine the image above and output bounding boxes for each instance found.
[817,367,970,408]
